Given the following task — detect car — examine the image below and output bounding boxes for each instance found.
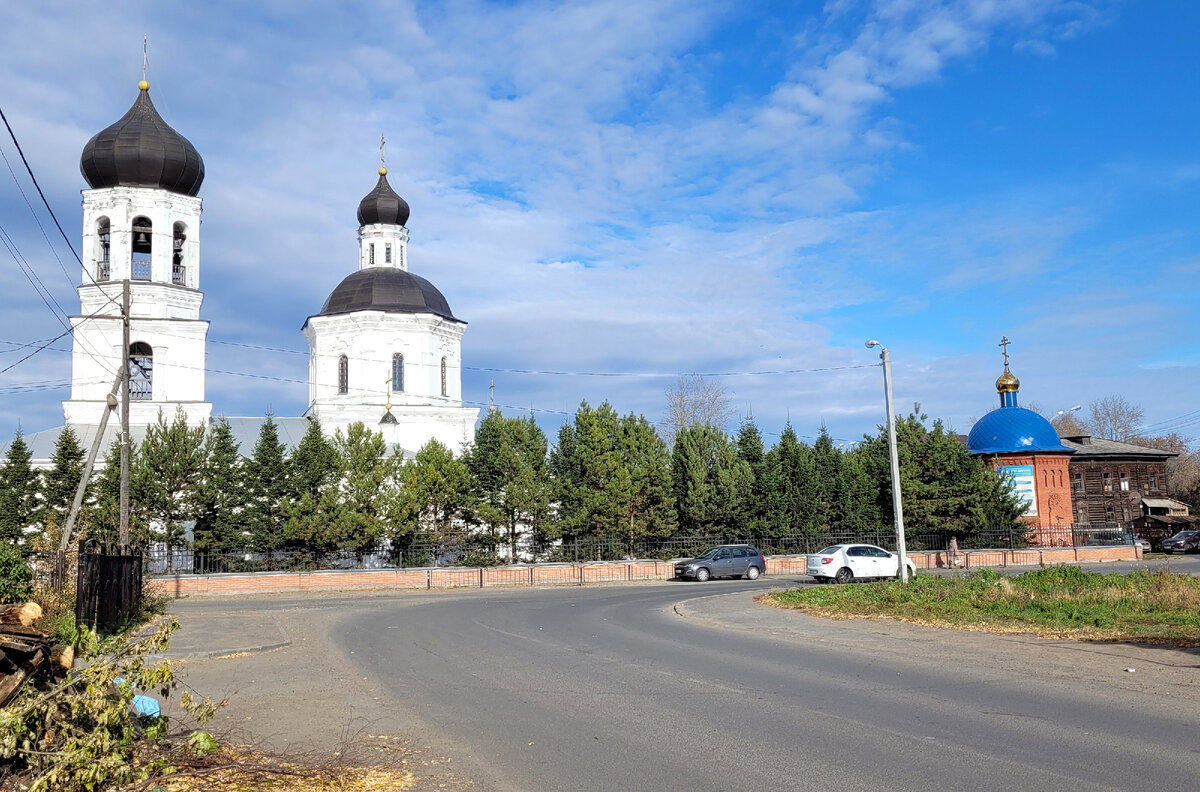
[1160,530,1200,554]
[1131,535,1152,553]
[674,545,766,582]
[806,544,916,584]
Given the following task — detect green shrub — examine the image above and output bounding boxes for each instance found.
[0,543,33,602]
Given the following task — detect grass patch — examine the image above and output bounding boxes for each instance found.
[765,566,1200,645]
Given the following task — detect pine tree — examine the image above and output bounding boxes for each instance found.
[760,424,813,537]
[134,408,206,570]
[194,418,246,554]
[242,415,288,552]
[280,419,339,552]
[326,422,393,554]
[548,401,629,549]
[734,420,767,534]
[671,424,751,535]
[0,430,40,544]
[394,438,472,564]
[466,411,551,561]
[616,413,675,554]
[41,425,86,544]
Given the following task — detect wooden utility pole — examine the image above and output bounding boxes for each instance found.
[119,279,131,551]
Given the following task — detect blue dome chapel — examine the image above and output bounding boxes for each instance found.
[966,340,1070,455]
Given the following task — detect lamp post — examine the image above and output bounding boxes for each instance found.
[865,340,909,582]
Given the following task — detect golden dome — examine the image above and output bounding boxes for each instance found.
[995,367,1020,393]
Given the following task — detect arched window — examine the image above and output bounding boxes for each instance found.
[96,217,111,281]
[338,355,348,395]
[440,357,448,397]
[129,342,153,401]
[391,353,404,392]
[172,222,187,286]
[131,216,152,280]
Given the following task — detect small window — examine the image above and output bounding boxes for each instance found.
[1076,505,1088,525]
[1102,472,1112,494]
[131,216,152,280]
[385,244,392,264]
[391,353,404,392]
[369,244,376,266]
[440,357,448,397]
[1121,505,1131,522]
[1071,471,1084,493]
[1149,472,1159,492]
[129,342,153,401]
[1119,473,1129,492]
[338,355,348,395]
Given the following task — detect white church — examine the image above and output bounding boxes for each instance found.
[20,77,478,461]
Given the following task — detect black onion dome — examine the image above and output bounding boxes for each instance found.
[357,169,410,227]
[318,268,459,321]
[80,84,204,196]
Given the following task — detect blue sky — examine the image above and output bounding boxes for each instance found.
[1,0,1197,449]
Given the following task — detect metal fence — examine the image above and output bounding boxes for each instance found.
[142,525,1135,576]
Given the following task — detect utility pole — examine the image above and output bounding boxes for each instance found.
[866,340,909,582]
[119,279,131,552]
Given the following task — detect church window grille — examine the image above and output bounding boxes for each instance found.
[338,355,348,395]
[172,223,187,286]
[440,357,448,397]
[391,353,404,392]
[131,217,152,280]
[96,218,111,281]
[369,244,375,266]
[129,342,153,401]
[385,244,392,264]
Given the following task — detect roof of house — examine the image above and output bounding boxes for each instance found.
[1060,436,1176,460]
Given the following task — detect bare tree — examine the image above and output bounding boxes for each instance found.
[663,374,733,447]
[1087,395,1145,441]
[1052,412,1087,437]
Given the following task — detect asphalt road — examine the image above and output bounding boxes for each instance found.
[168,558,1200,792]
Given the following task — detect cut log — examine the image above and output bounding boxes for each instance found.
[0,647,45,707]
[51,645,74,673]
[0,602,42,627]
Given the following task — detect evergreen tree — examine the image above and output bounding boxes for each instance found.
[734,420,768,533]
[616,413,675,553]
[858,406,1025,539]
[194,418,246,553]
[242,415,288,552]
[671,424,751,535]
[759,424,814,537]
[393,438,472,564]
[41,425,86,544]
[0,430,40,544]
[280,419,339,552]
[466,411,551,561]
[87,440,126,546]
[134,408,206,570]
[548,401,629,551]
[326,422,393,554]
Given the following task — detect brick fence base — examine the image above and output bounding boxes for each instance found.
[146,546,1141,598]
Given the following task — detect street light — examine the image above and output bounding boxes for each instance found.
[1055,405,1082,418]
[865,339,909,583]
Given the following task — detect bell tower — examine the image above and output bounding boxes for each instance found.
[63,78,212,427]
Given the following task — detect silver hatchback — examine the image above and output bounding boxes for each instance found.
[675,545,766,582]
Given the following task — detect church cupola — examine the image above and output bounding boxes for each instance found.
[356,137,410,272]
[995,335,1020,408]
[79,81,205,197]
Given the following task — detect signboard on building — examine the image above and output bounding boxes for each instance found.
[997,464,1037,516]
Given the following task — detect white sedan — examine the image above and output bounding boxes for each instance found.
[806,544,916,584]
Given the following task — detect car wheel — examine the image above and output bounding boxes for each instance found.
[834,567,853,585]
[695,568,711,582]
[746,566,761,580]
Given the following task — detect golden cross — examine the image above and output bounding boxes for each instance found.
[142,35,148,82]
[999,336,1011,368]
[380,134,386,168]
